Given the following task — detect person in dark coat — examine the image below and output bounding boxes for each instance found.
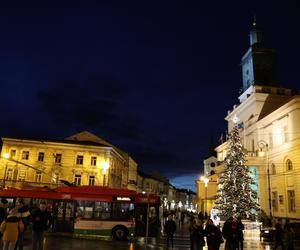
[31,202,52,250]
[189,218,205,250]
[0,198,8,224]
[274,219,285,250]
[222,217,235,250]
[14,200,30,250]
[205,219,223,250]
[164,214,176,248]
[237,217,244,250]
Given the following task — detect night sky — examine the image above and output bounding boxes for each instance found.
[1,2,300,191]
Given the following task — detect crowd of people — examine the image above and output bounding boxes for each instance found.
[163,210,297,250]
[0,198,52,250]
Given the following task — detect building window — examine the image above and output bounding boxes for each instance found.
[271,163,276,175]
[269,132,273,149]
[6,169,13,180]
[74,174,81,185]
[38,152,45,162]
[55,153,62,164]
[22,151,29,160]
[76,155,84,165]
[91,157,97,166]
[18,170,26,181]
[283,125,289,143]
[288,190,296,212]
[10,150,16,159]
[89,176,95,186]
[272,191,278,211]
[286,159,293,171]
[279,195,284,205]
[35,171,42,182]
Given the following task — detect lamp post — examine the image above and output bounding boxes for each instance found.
[101,161,110,186]
[200,176,209,218]
[258,141,272,220]
[142,190,150,246]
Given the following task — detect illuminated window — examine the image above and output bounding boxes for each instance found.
[288,190,296,212]
[74,174,81,185]
[22,151,29,160]
[10,149,16,159]
[18,170,26,181]
[89,176,95,186]
[35,171,42,182]
[91,157,97,166]
[55,153,62,163]
[6,169,13,180]
[272,191,278,211]
[286,159,293,171]
[38,152,45,162]
[76,155,83,165]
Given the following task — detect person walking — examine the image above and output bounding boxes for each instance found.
[274,219,285,250]
[190,218,205,250]
[222,216,236,250]
[0,198,8,225]
[0,208,24,250]
[237,217,244,250]
[164,214,176,249]
[205,219,223,250]
[31,202,52,250]
[14,200,30,250]
[284,224,295,250]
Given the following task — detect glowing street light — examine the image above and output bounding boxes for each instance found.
[101,161,110,186]
[200,176,209,218]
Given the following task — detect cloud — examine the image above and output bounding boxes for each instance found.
[37,74,141,140]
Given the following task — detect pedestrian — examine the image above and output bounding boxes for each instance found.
[0,208,24,250]
[14,200,30,250]
[274,219,285,250]
[205,219,223,250]
[31,201,52,250]
[222,216,234,250]
[237,217,244,250]
[164,214,176,248]
[284,224,295,250]
[0,198,8,225]
[190,218,205,250]
[180,211,185,226]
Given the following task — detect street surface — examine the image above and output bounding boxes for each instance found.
[13,223,300,249]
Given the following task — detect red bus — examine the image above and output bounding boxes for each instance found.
[0,186,160,240]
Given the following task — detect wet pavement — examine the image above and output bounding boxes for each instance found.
[14,222,300,249]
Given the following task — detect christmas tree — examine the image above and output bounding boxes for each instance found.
[214,125,260,219]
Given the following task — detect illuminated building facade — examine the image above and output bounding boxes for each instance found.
[198,23,300,221]
[0,131,137,190]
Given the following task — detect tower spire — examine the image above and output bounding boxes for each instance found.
[252,15,257,29]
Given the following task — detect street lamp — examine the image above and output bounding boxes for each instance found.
[200,176,209,218]
[258,140,272,220]
[101,161,110,186]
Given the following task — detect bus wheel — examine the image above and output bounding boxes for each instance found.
[112,225,128,241]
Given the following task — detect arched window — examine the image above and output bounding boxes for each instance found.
[286,159,293,171]
[271,163,276,174]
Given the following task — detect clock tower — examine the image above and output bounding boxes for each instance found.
[241,19,278,92]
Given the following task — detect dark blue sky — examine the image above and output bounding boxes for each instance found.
[1,1,300,190]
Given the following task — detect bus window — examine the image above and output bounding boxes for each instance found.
[112,203,134,220]
[94,202,111,220]
[76,201,94,219]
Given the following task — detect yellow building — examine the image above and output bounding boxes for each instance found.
[203,25,300,221]
[0,131,138,190]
